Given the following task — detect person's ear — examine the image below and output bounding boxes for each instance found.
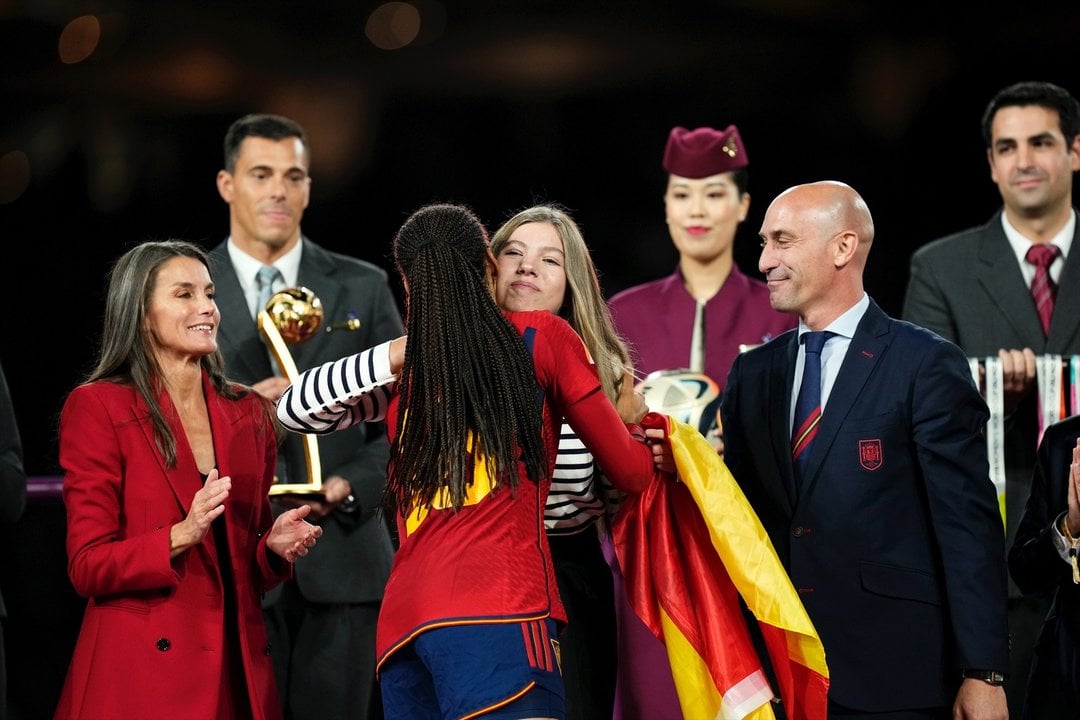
[216,170,233,202]
[738,191,751,223]
[833,230,859,267]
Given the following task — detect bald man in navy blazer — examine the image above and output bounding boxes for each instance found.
[722,181,1009,718]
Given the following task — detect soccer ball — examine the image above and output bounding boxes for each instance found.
[635,369,722,438]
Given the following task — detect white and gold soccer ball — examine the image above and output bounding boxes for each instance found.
[635,369,722,439]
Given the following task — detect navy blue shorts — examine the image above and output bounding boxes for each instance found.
[380,618,565,719]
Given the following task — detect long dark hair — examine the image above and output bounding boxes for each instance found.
[85,240,246,467]
[387,203,548,516]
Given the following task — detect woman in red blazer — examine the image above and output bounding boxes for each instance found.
[54,240,322,720]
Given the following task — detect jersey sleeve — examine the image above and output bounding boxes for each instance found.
[530,314,655,494]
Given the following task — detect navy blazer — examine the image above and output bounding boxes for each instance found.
[209,238,404,605]
[1009,413,1080,714]
[721,299,1009,712]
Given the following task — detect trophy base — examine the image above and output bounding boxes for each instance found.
[269,482,324,497]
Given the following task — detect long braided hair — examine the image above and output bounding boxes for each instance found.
[387,203,549,517]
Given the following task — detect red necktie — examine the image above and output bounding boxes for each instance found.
[1025,244,1061,336]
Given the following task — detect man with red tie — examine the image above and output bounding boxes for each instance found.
[903,80,1080,716]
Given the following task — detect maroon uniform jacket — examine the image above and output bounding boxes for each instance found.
[608,265,795,391]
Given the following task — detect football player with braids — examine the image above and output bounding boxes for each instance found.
[385,205,549,516]
[276,203,672,720]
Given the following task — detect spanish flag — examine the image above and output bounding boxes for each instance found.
[612,415,829,720]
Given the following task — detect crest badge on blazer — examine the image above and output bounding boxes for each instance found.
[859,439,883,471]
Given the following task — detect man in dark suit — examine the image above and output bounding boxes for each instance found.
[0,361,26,720]
[902,81,1080,714]
[1009,414,1080,717]
[210,113,403,720]
[722,181,1009,718]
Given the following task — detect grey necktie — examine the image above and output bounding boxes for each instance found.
[255,265,284,376]
[255,265,283,318]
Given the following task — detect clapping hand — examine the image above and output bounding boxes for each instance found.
[170,469,230,557]
[267,504,324,563]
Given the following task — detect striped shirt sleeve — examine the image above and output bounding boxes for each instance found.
[276,340,397,435]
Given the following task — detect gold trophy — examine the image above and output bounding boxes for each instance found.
[258,287,325,496]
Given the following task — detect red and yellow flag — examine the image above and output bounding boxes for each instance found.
[612,415,829,720]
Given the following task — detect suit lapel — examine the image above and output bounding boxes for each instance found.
[799,301,889,499]
[134,384,204,514]
[208,243,272,381]
[292,240,345,369]
[1048,215,1080,350]
[771,333,800,509]
[205,374,259,552]
[973,215,1051,351]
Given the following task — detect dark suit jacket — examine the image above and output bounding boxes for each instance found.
[903,209,1080,595]
[1008,413,1080,714]
[209,238,404,605]
[55,374,288,720]
[721,299,1009,712]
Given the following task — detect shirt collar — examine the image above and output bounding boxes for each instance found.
[797,292,869,342]
[1001,209,1074,265]
[226,236,303,290]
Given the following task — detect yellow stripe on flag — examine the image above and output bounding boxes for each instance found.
[666,418,829,682]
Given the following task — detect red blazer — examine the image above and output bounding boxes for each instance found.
[54,372,290,720]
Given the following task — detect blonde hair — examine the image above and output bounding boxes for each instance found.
[491,205,632,404]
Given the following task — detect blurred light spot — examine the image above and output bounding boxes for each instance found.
[0,150,31,204]
[457,34,620,93]
[268,79,373,182]
[161,47,239,102]
[366,2,421,50]
[123,46,241,104]
[58,15,100,64]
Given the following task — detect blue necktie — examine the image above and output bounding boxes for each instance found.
[791,331,831,487]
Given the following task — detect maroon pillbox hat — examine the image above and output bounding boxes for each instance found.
[662,125,748,178]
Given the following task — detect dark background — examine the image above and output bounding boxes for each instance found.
[1,1,1079,716]
[4,0,1080,477]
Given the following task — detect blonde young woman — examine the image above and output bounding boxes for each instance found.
[490,204,643,720]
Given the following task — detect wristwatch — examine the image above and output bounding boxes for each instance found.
[337,493,360,514]
[960,669,1006,686]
